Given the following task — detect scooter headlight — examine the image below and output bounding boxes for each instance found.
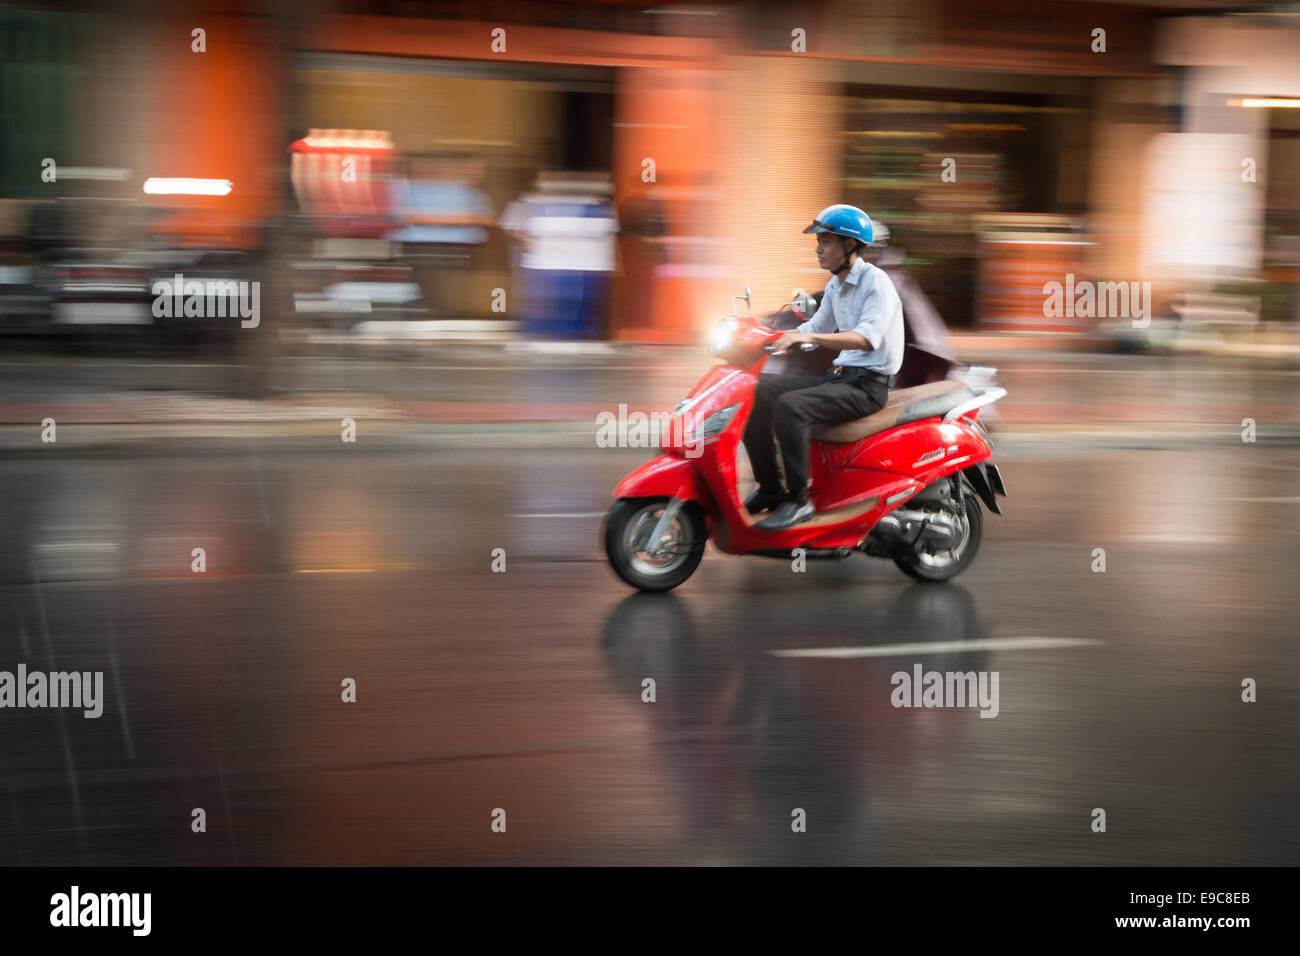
[689,402,740,441]
[708,318,736,355]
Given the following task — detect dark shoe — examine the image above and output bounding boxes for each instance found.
[744,487,786,515]
[756,498,816,531]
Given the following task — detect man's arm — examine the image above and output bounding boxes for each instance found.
[781,287,873,353]
[774,327,870,354]
[796,293,834,335]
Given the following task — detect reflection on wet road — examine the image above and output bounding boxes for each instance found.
[1,445,1297,864]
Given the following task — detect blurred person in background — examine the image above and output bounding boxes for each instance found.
[389,155,495,317]
[499,172,619,338]
[744,204,904,532]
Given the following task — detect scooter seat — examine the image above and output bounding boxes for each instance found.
[811,380,976,443]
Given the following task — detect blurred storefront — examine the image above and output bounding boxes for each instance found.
[838,80,1094,329]
[291,11,720,337]
[10,0,1300,342]
[1154,15,1300,326]
[289,56,616,321]
[293,0,1171,341]
[728,0,1166,333]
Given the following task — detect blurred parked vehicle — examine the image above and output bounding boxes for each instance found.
[141,246,260,349]
[287,225,424,331]
[0,236,46,333]
[38,247,152,334]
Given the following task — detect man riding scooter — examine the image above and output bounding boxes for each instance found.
[743,204,905,531]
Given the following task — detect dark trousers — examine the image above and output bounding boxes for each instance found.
[743,372,889,502]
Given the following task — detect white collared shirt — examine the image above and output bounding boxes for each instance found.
[797,257,904,374]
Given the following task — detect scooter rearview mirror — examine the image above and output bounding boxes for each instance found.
[732,286,754,315]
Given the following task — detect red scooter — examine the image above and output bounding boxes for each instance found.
[603,290,1008,591]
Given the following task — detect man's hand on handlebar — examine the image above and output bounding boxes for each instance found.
[768,332,818,355]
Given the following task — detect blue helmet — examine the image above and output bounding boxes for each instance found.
[803,204,873,244]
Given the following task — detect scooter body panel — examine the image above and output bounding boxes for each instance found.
[812,416,992,505]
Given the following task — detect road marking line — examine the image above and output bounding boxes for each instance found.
[509,512,606,518]
[1118,533,1241,543]
[769,636,1101,659]
[0,362,237,368]
[1189,602,1278,609]
[1222,496,1300,503]
[294,567,375,574]
[291,561,416,574]
[34,542,119,551]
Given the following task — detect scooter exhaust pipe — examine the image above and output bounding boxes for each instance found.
[868,509,961,552]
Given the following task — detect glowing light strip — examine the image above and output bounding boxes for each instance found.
[142,178,232,196]
[300,137,393,149]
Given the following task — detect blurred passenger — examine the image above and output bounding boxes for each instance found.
[865,223,1000,419]
[861,222,960,387]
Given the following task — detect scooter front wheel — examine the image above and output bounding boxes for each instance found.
[603,498,707,592]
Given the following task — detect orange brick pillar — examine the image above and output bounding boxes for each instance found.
[608,65,717,343]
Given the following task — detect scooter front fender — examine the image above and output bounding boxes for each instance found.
[612,453,712,508]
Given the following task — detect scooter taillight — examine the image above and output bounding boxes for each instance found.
[968,414,995,450]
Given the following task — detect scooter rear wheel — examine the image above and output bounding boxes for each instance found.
[604,498,707,592]
[893,493,983,582]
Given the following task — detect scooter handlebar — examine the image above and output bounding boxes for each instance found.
[764,342,820,355]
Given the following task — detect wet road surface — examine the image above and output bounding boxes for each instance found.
[1,441,1298,865]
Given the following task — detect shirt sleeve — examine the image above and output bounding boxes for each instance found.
[796,289,835,334]
[848,274,891,350]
